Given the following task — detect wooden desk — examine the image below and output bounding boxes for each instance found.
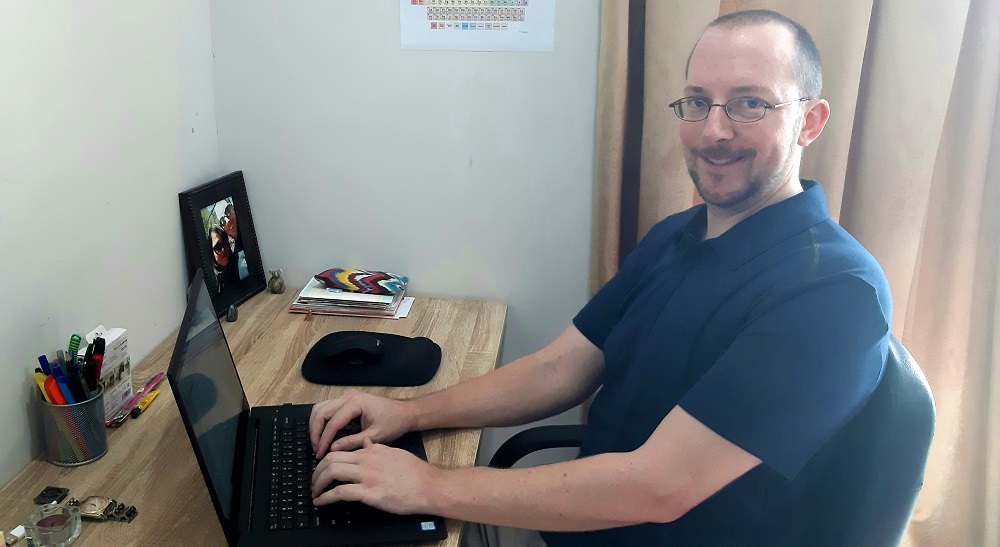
[0,291,506,547]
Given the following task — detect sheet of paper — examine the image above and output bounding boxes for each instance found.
[400,0,555,52]
[297,278,396,304]
[392,297,415,319]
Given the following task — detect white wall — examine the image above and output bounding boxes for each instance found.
[208,0,600,460]
[0,2,220,483]
[0,0,599,485]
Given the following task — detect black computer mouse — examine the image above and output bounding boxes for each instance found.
[323,334,385,367]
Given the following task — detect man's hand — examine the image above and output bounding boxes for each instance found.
[309,389,413,458]
[311,438,438,515]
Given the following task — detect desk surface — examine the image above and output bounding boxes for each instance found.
[0,291,506,547]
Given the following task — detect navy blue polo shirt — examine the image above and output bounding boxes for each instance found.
[542,180,891,546]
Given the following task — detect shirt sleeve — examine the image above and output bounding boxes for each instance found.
[573,214,692,348]
[573,231,656,348]
[678,276,890,480]
[572,266,634,350]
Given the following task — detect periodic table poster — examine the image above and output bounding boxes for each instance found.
[400,0,555,52]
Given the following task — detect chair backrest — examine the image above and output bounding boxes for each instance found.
[794,335,935,546]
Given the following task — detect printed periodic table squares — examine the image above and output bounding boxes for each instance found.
[401,0,552,51]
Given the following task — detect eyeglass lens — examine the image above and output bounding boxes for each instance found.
[674,97,768,122]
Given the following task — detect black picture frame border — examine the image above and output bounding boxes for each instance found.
[178,170,266,317]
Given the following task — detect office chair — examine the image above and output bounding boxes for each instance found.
[489,335,935,546]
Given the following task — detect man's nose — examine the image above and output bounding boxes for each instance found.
[701,105,735,142]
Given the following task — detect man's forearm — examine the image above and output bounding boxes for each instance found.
[401,326,604,432]
[405,348,594,431]
[423,452,678,531]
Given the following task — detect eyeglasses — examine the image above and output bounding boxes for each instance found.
[212,240,227,253]
[668,96,812,123]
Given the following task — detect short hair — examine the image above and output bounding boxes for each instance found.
[686,9,822,98]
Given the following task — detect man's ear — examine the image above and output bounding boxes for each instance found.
[797,99,831,147]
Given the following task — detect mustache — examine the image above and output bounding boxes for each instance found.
[692,146,756,161]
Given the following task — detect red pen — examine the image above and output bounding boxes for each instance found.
[92,354,104,381]
[92,337,106,379]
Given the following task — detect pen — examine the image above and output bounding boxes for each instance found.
[64,361,88,402]
[68,333,82,362]
[37,355,52,376]
[83,342,96,392]
[55,377,76,404]
[82,362,93,394]
[76,365,93,399]
[49,358,64,380]
[107,372,164,426]
[92,353,104,383]
[34,372,53,403]
[130,390,160,418]
[93,337,106,377]
[44,376,67,405]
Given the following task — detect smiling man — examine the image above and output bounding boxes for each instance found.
[675,10,828,238]
[308,10,892,547]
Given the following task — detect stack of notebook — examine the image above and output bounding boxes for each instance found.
[289,268,408,318]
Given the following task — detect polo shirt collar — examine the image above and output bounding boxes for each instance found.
[683,180,831,269]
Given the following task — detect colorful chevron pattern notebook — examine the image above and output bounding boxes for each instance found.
[314,268,408,296]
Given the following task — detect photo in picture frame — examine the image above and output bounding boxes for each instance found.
[178,171,266,316]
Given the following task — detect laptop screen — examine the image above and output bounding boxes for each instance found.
[168,269,251,529]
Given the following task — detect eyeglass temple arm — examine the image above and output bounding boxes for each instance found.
[769,97,813,109]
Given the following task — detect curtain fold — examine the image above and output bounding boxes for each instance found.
[590,0,1000,544]
[897,0,1000,543]
[590,1,629,295]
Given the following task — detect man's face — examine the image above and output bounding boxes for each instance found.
[681,24,805,212]
[211,231,230,268]
[223,209,238,239]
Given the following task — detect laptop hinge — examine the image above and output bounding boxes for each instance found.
[237,413,260,533]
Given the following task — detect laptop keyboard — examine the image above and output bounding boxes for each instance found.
[267,414,370,531]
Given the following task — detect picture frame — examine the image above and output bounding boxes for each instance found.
[178,171,266,317]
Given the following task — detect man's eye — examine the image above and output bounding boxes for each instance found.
[689,97,709,108]
[740,97,764,109]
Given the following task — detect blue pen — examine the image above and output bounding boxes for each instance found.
[50,358,64,380]
[55,377,76,404]
[37,355,52,376]
[50,362,72,403]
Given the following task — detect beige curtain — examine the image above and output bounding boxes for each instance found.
[591,0,1000,545]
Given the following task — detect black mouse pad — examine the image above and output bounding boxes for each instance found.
[302,331,441,386]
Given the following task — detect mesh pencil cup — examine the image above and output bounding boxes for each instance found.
[39,387,108,466]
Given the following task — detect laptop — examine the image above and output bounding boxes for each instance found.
[167,269,448,546]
